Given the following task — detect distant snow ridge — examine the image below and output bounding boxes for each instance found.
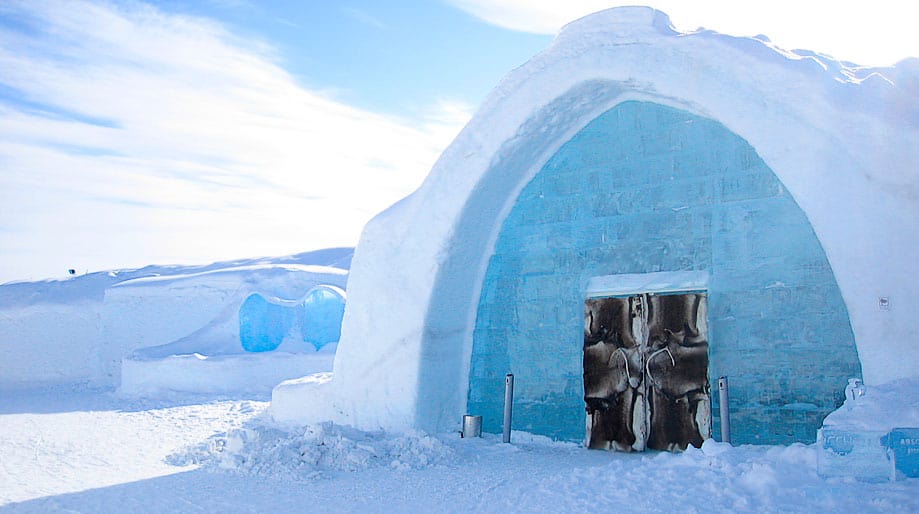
[172,422,455,480]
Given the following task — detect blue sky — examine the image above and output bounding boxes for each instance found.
[145,1,550,116]
[0,0,915,283]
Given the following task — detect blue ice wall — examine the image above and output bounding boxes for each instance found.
[468,101,861,444]
[240,287,346,353]
[298,287,345,350]
[239,293,296,352]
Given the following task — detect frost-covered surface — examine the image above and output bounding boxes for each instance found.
[279,6,919,433]
[816,379,919,481]
[120,347,337,396]
[106,263,347,361]
[172,421,454,479]
[823,378,919,432]
[0,248,351,392]
[586,270,709,297]
[1,390,916,512]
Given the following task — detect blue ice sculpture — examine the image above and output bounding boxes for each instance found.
[298,286,346,350]
[239,293,297,352]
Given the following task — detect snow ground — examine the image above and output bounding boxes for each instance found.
[1,390,915,513]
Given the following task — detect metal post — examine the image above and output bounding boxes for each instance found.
[718,376,731,444]
[503,373,514,443]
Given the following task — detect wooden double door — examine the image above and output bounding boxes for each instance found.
[583,292,711,451]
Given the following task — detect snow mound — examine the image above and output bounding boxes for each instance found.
[171,422,455,480]
[823,378,919,432]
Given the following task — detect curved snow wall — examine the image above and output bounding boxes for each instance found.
[468,101,861,444]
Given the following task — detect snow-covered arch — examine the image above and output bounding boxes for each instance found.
[271,7,919,437]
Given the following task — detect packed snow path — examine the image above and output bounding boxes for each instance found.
[1,391,915,513]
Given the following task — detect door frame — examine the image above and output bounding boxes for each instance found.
[584,271,711,451]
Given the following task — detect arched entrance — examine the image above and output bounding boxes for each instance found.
[466,101,860,446]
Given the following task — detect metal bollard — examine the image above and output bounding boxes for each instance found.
[719,376,732,444]
[462,415,482,438]
[503,373,514,443]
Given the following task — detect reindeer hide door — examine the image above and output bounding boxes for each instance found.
[583,292,711,451]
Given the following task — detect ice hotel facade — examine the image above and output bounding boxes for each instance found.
[272,7,919,450]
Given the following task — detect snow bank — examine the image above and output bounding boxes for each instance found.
[0,300,105,389]
[168,415,919,512]
[120,347,337,396]
[273,6,919,435]
[171,421,454,480]
[5,389,916,512]
[0,248,352,392]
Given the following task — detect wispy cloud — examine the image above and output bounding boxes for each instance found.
[341,7,386,30]
[0,0,470,282]
[447,0,918,66]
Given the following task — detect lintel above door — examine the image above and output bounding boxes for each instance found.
[586,271,710,299]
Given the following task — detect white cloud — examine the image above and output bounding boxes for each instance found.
[448,0,918,66]
[0,0,471,282]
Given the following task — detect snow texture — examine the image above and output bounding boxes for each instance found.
[2,390,917,512]
[0,248,351,392]
[273,6,919,435]
[172,421,454,479]
[823,378,919,432]
[119,348,336,397]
